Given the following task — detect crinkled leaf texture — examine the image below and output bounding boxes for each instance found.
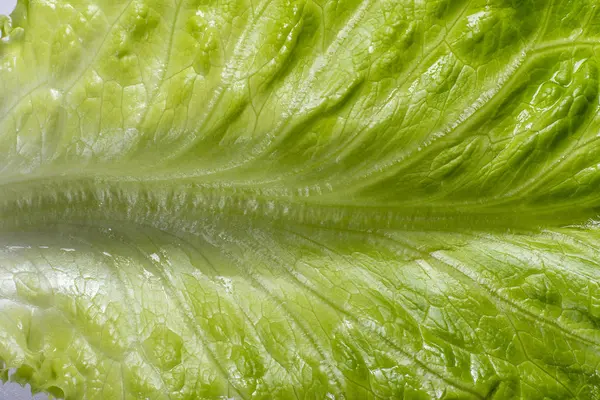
[1,0,600,399]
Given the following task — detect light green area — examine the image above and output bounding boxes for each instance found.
[1,0,600,398]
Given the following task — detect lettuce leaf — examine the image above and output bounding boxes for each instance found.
[1,0,600,398]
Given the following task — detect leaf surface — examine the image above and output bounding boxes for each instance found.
[1,0,600,398]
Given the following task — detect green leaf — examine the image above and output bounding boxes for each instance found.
[1,0,600,398]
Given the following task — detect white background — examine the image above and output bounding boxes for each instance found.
[0,0,17,15]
